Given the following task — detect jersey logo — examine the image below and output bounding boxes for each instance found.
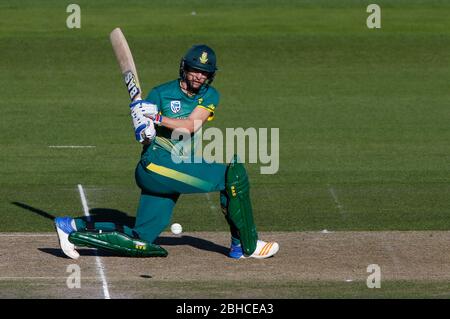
[170,100,181,113]
[199,52,208,64]
[198,98,204,105]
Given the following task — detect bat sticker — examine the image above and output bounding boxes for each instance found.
[124,71,140,101]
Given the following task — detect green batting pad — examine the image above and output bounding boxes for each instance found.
[225,156,258,255]
[69,231,168,257]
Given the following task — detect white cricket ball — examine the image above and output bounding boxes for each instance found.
[171,223,182,235]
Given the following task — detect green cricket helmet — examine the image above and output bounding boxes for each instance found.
[179,44,218,84]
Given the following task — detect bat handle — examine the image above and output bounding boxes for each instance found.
[124,71,141,102]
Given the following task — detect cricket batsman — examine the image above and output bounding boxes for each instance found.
[55,45,279,260]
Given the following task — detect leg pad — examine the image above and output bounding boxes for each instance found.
[225,155,258,255]
[69,230,168,257]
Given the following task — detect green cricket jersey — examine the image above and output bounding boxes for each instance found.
[141,79,220,158]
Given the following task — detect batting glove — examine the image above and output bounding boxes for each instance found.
[142,121,156,141]
[131,112,156,143]
[130,100,158,118]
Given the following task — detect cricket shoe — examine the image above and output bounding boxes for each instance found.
[229,240,279,259]
[54,217,79,259]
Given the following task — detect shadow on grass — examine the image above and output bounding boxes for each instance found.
[11,201,55,220]
[11,202,135,228]
[83,208,135,228]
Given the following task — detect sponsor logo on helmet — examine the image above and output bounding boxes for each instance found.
[170,100,181,113]
[199,52,208,64]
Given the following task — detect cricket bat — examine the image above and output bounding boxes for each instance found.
[110,27,142,102]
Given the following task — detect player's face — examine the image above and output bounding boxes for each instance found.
[186,68,209,90]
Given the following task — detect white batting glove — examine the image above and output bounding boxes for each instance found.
[142,120,156,141]
[130,100,158,118]
[131,112,156,143]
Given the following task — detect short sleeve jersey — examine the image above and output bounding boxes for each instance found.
[142,79,220,156]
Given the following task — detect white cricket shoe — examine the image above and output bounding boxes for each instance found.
[54,217,79,259]
[229,239,279,259]
[247,240,279,259]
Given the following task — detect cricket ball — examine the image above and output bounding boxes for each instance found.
[171,223,182,235]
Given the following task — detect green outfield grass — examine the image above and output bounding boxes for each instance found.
[1,0,450,233]
[1,279,450,299]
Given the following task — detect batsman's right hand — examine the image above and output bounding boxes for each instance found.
[141,121,156,143]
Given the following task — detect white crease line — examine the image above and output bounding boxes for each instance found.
[49,146,96,148]
[77,184,111,299]
[328,185,347,220]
